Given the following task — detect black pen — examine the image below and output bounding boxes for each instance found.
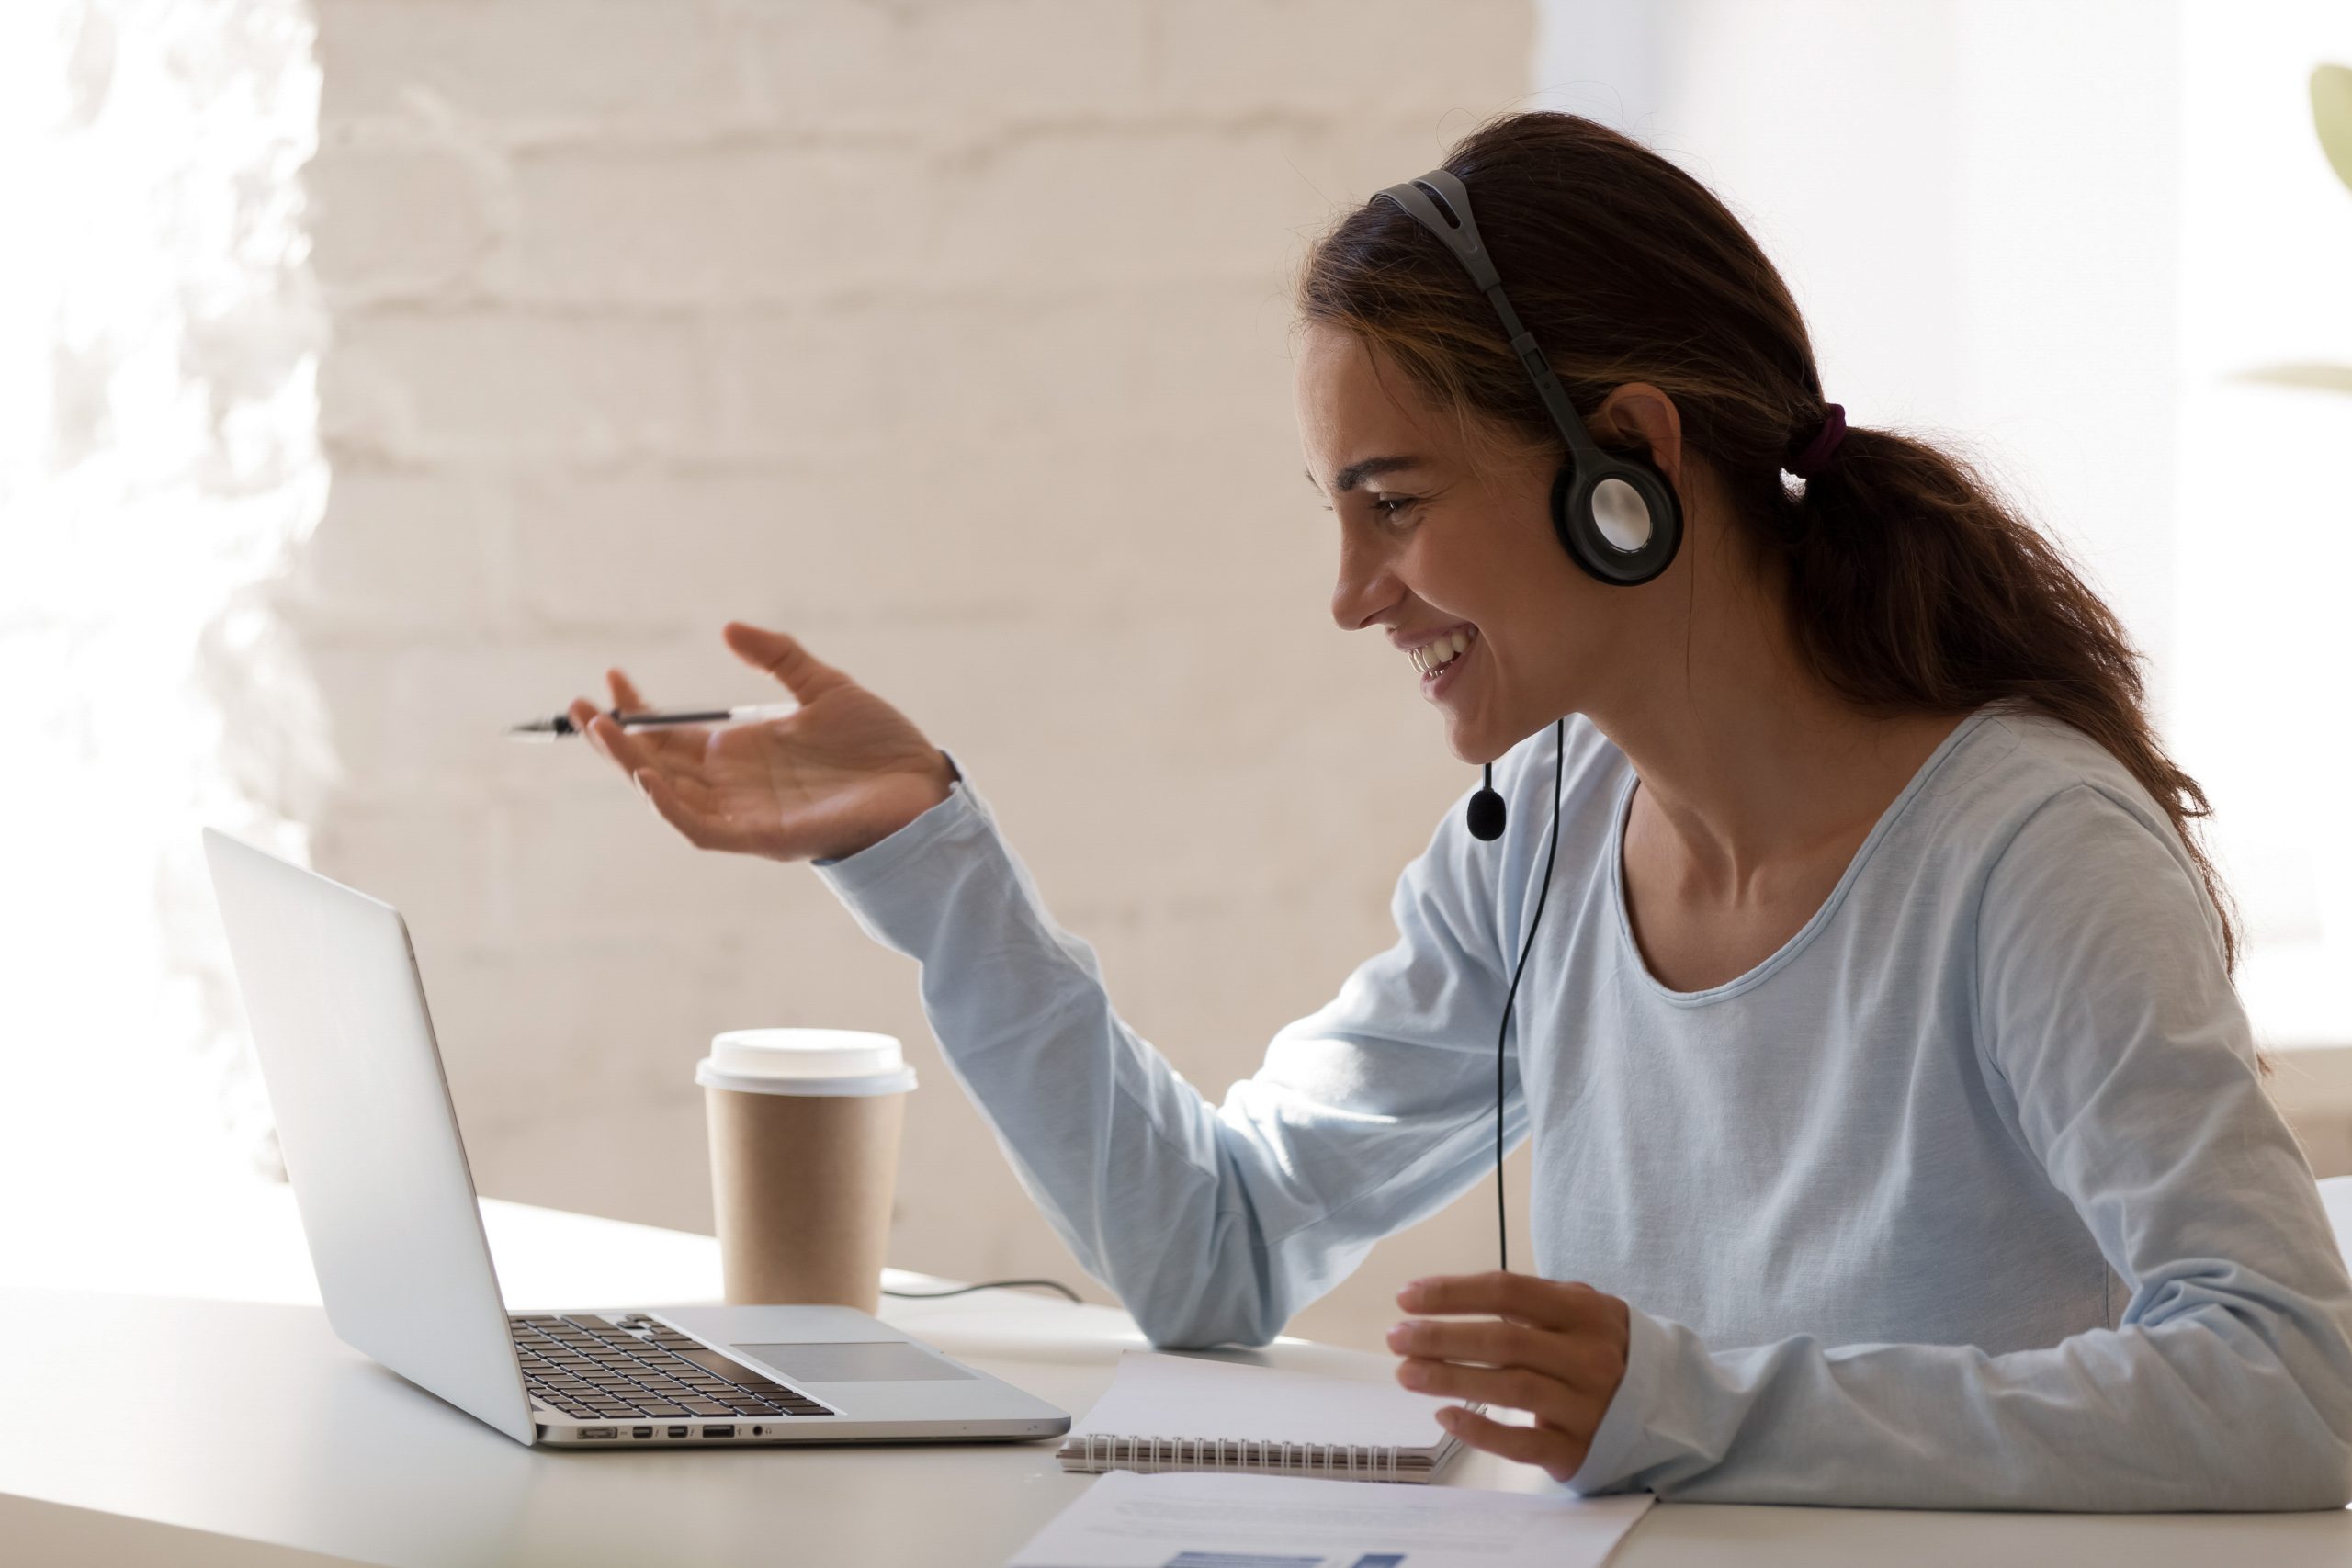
[505,702,798,741]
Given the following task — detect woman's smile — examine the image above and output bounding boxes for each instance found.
[1398,622,1479,699]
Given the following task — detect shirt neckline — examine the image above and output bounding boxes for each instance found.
[1606,708,1996,1007]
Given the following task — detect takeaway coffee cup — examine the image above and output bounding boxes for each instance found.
[695,1028,917,1313]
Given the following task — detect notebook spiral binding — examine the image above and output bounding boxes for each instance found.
[1079,1432,1404,1483]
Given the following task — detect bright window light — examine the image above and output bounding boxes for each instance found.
[0,0,326,1292]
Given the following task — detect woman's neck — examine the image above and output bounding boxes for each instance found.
[1583,555,1963,899]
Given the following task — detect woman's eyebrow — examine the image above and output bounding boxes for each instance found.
[1304,455,1428,493]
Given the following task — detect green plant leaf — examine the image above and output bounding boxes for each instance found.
[2232,362,2352,395]
[2315,64,2352,193]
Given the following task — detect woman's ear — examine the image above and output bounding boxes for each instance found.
[1590,382,1684,491]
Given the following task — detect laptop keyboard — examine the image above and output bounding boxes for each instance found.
[510,1313,835,1423]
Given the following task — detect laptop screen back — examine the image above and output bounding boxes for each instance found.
[203,829,534,1444]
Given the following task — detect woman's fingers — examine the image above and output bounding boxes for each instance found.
[585,713,657,777]
[1396,1271,1611,1334]
[1396,1357,1576,1422]
[1402,1359,1611,1473]
[1388,1316,1614,1395]
[581,677,706,771]
[722,621,851,704]
[1399,1356,1538,1406]
[570,697,614,758]
[1434,1404,1592,1485]
[1390,1275,1631,1443]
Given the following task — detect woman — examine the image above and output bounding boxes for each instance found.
[568,113,2352,1509]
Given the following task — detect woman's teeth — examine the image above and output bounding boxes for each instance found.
[1408,626,1476,678]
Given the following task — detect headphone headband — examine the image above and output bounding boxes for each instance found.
[1373,170,1600,459]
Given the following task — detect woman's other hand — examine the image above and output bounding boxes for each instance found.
[568,622,956,864]
[1387,1271,1632,1483]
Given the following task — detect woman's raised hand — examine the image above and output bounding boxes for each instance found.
[568,622,957,864]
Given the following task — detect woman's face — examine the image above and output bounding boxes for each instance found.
[1293,321,1679,765]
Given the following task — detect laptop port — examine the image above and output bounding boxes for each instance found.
[705,1425,736,1438]
[580,1427,616,1440]
[631,1427,653,1439]
[666,1426,689,1438]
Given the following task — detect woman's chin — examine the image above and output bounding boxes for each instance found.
[1442,699,1562,770]
[1439,710,1498,768]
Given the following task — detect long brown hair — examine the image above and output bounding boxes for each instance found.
[1296,110,2239,973]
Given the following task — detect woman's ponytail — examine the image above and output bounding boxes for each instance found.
[1298,109,2241,974]
[1771,420,2235,969]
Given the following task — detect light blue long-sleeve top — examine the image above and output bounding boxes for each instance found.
[810,701,2352,1509]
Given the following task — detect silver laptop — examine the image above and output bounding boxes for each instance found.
[202,828,1071,1450]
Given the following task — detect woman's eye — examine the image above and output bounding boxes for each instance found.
[1372,496,1419,524]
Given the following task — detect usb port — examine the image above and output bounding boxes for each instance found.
[580,1427,616,1439]
[705,1425,736,1438]
[631,1427,653,1439]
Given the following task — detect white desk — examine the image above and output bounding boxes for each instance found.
[4,1184,2347,1566]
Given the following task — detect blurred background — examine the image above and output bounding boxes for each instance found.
[3,0,2347,1355]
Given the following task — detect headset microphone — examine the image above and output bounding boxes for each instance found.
[1374,167,1663,1273]
[1465,765,1507,841]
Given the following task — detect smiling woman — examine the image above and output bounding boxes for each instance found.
[567,109,2352,1514]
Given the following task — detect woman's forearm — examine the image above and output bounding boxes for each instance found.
[812,772,1325,1348]
[811,763,1519,1349]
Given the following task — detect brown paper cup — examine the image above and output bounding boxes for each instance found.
[696,1029,915,1314]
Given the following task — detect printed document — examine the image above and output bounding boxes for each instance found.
[1006,1469,1653,1568]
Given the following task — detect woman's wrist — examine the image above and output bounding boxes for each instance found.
[815,752,961,863]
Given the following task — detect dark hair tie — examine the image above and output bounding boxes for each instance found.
[1784,402,1846,478]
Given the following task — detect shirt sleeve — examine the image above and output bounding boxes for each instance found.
[810,754,1530,1349]
[1567,782,2352,1510]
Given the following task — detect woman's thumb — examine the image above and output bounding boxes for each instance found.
[722,622,850,702]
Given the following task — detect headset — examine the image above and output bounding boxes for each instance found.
[1372,168,1683,589]
[1371,167,1682,1272]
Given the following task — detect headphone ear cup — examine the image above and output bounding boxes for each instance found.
[1549,455,1683,586]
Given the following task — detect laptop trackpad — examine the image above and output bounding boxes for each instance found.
[733,1341,976,1382]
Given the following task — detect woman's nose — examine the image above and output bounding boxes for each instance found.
[1329,534,1399,632]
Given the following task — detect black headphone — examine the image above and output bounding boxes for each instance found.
[1372,168,1684,592]
[1372,167,1674,1271]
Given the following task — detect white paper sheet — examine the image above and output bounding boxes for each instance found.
[1006,1470,1654,1568]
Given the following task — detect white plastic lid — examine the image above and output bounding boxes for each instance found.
[695,1028,917,1098]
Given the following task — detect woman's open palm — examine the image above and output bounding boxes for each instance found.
[569,622,956,864]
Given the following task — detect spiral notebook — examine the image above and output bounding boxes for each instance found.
[1057,1349,1472,1483]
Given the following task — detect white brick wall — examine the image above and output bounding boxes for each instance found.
[296,0,1535,1350]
